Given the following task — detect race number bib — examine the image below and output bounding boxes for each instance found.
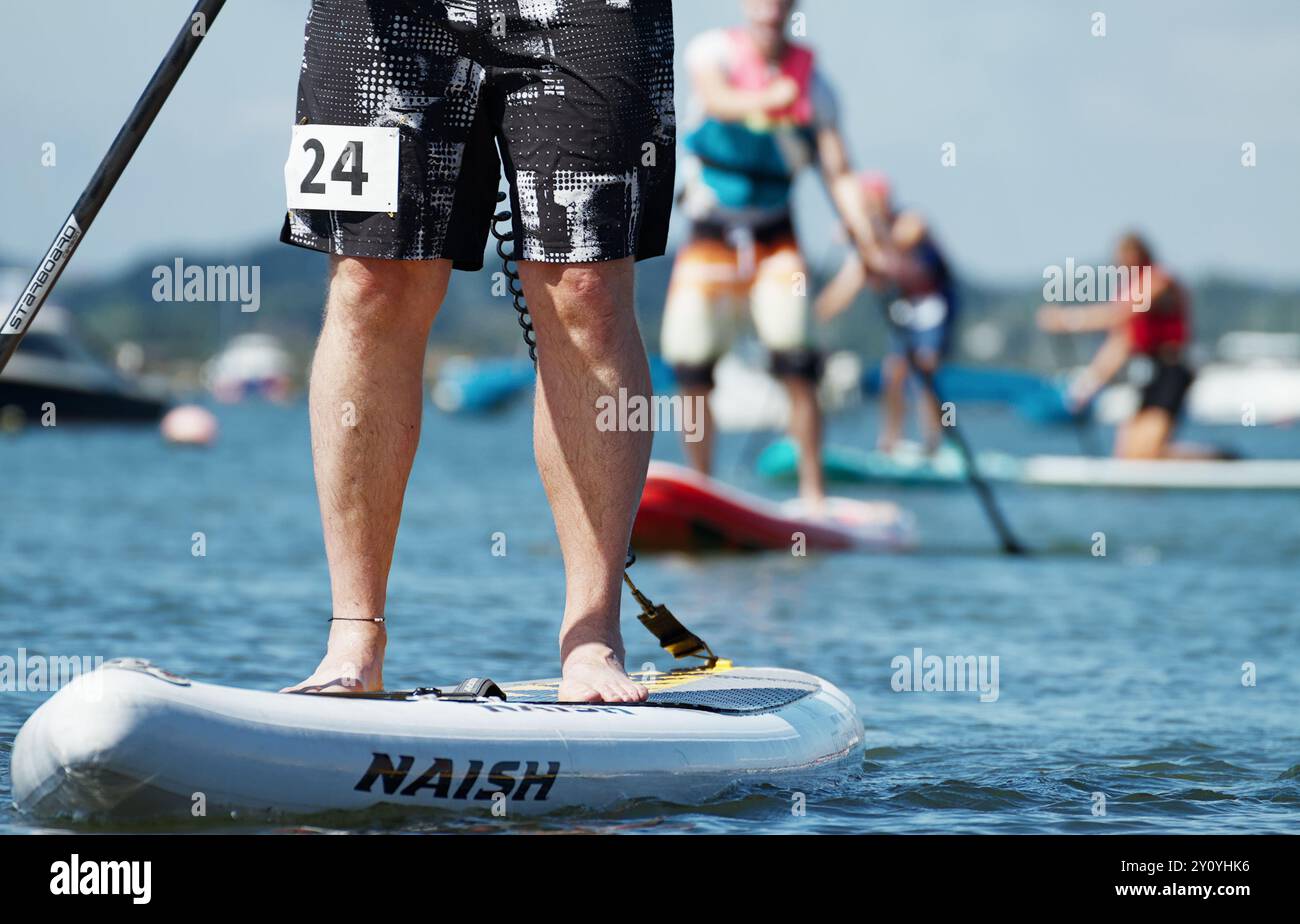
[285,125,399,213]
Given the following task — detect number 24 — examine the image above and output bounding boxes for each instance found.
[300,140,370,196]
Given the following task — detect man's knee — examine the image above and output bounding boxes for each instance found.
[326,257,446,335]
[535,263,635,355]
[331,256,414,302]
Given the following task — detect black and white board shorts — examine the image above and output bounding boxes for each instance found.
[281,0,676,270]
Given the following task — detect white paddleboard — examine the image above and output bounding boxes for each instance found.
[11,658,863,820]
[1019,455,1300,490]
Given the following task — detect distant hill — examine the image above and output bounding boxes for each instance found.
[17,241,1300,375]
[45,241,675,365]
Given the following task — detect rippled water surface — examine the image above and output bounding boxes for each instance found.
[2,399,1298,833]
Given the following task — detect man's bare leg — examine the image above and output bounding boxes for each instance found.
[283,256,450,693]
[520,259,651,704]
[680,381,715,474]
[785,375,826,504]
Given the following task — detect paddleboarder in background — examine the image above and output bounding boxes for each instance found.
[816,172,959,454]
[660,0,882,504]
[1037,232,1217,460]
[278,1,676,703]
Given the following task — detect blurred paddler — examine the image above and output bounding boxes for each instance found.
[1037,233,1222,460]
[661,0,881,506]
[816,172,959,454]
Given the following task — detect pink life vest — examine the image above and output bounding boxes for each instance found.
[724,27,816,126]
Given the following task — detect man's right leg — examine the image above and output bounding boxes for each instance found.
[283,256,450,693]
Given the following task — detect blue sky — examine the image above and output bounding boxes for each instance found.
[1,0,1297,284]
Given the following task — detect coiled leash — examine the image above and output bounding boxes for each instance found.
[489,192,716,666]
[490,192,537,365]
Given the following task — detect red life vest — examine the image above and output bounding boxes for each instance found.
[1127,266,1190,354]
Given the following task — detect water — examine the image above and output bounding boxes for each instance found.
[2,398,1298,834]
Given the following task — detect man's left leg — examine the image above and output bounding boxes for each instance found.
[520,258,651,704]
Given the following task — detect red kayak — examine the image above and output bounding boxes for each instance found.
[633,461,916,553]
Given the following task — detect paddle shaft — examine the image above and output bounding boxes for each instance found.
[890,338,1028,554]
[0,0,227,374]
[1046,329,1105,457]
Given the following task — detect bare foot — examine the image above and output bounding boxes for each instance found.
[559,640,648,704]
[281,621,386,693]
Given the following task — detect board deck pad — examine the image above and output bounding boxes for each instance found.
[501,665,820,714]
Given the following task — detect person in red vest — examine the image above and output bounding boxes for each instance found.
[1038,233,1216,459]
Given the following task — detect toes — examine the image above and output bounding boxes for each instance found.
[557,674,651,704]
[284,682,323,694]
[560,682,601,704]
[624,683,650,703]
[280,674,352,695]
[597,680,647,703]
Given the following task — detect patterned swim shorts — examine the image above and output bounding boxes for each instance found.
[281,0,676,269]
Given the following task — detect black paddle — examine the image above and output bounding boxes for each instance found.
[0,0,227,374]
[888,333,1028,554]
[862,261,1028,555]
